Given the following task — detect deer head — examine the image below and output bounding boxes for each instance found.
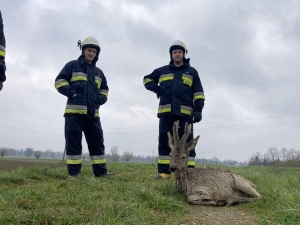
[168,121,200,172]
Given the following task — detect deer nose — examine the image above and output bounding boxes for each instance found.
[170,167,176,172]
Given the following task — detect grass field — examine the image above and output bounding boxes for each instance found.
[0,158,300,224]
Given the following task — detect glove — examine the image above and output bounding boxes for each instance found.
[192,111,202,123]
[0,61,5,81]
[97,95,107,105]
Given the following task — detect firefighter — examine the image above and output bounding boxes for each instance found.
[55,36,112,178]
[143,40,205,179]
[0,11,6,91]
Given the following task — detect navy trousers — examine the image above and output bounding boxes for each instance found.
[65,115,107,176]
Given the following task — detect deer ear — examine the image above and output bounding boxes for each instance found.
[167,132,174,149]
[185,135,200,152]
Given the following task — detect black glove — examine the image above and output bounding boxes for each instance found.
[192,111,202,123]
[0,61,5,82]
[97,95,107,105]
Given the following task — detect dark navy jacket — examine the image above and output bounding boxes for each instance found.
[143,58,205,117]
[0,11,6,83]
[55,55,108,118]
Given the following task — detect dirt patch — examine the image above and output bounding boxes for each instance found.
[181,205,259,225]
[0,160,65,171]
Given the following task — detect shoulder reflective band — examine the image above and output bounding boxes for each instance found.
[194,92,205,100]
[90,155,106,164]
[0,45,5,57]
[55,79,69,89]
[99,89,108,97]
[64,105,87,115]
[158,155,170,164]
[158,104,171,114]
[143,78,153,85]
[159,73,174,84]
[95,76,102,89]
[182,74,193,87]
[180,105,193,115]
[70,72,87,82]
[66,155,82,164]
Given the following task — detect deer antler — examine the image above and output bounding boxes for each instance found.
[167,132,174,150]
[172,120,180,147]
[180,123,191,149]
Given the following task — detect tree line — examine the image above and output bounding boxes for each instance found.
[249,147,300,167]
[0,146,248,166]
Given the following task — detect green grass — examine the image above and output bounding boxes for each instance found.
[210,165,300,225]
[0,162,188,225]
[0,160,300,224]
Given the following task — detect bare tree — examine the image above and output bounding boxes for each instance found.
[280,148,288,162]
[110,146,120,161]
[123,151,133,162]
[0,146,8,158]
[34,150,42,159]
[265,147,280,167]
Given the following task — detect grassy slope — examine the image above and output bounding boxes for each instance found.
[0,159,299,224]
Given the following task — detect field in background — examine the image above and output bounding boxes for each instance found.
[0,158,300,224]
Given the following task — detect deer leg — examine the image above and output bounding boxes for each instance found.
[187,199,226,207]
[235,181,262,199]
[226,196,254,207]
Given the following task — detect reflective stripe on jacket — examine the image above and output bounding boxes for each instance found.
[143,58,205,117]
[55,55,109,118]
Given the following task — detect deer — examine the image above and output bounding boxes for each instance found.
[168,121,262,206]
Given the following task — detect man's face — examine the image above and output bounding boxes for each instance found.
[83,47,97,64]
[172,49,184,63]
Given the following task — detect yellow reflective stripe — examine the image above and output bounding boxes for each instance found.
[0,51,5,57]
[70,76,87,82]
[159,76,173,84]
[180,109,192,115]
[194,95,205,100]
[143,78,153,85]
[158,159,170,164]
[158,108,171,114]
[188,161,196,166]
[55,82,69,89]
[66,159,82,164]
[95,112,99,117]
[95,80,101,89]
[64,109,87,114]
[182,77,193,86]
[100,91,108,97]
[91,159,106,164]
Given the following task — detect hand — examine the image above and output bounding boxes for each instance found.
[192,111,202,123]
[72,93,77,97]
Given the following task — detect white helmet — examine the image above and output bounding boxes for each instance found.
[78,36,101,53]
[169,40,188,55]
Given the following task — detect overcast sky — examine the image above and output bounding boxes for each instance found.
[0,0,299,161]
